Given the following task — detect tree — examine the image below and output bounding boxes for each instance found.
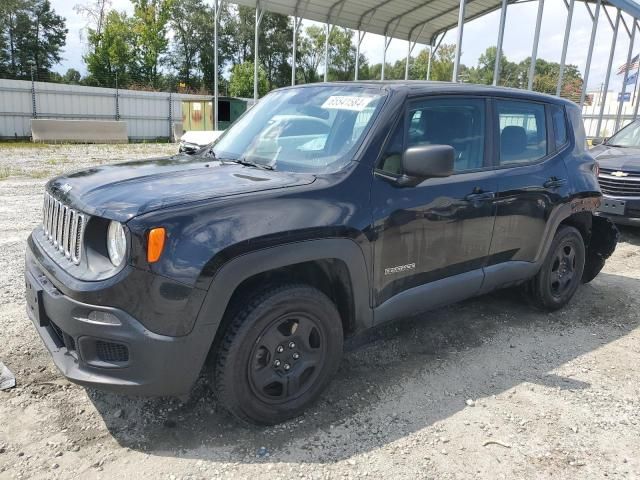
[227,7,292,90]
[198,3,234,94]
[228,61,267,98]
[84,10,136,87]
[169,0,206,90]
[298,25,324,83]
[0,0,66,80]
[62,68,82,83]
[131,0,174,88]
[74,0,111,38]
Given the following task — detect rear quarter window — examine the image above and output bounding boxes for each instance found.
[550,104,568,149]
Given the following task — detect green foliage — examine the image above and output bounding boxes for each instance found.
[0,0,67,81]
[83,10,136,87]
[228,61,267,98]
[131,0,174,87]
[169,0,207,89]
[227,7,292,91]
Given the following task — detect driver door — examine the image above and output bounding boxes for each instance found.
[371,96,498,322]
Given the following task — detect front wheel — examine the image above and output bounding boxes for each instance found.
[213,284,343,425]
[526,226,586,311]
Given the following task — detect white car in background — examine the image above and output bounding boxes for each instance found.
[178,130,224,154]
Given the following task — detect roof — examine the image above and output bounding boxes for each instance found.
[234,0,640,46]
[282,80,577,105]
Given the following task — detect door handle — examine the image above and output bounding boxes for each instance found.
[465,191,495,202]
[543,177,567,189]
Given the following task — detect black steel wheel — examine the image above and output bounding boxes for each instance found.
[214,284,343,425]
[248,313,326,404]
[526,226,585,311]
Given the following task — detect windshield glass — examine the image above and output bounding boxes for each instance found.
[208,85,386,173]
[607,120,640,147]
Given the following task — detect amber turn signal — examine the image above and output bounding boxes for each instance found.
[147,227,166,263]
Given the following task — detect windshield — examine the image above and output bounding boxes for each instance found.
[207,85,386,173]
[607,120,640,147]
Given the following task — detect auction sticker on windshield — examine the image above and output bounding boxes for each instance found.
[322,95,373,111]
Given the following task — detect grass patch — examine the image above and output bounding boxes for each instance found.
[0,141,49,149]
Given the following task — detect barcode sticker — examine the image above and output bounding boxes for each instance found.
[321,95,373,111]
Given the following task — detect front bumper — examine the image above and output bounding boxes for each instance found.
[25,242,214,396]
[596,194,640,226]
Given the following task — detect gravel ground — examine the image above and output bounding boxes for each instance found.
[1,144,639,479]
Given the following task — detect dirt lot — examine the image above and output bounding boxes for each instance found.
[0,143,639,479]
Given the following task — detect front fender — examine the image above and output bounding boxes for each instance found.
[194,237,373,338]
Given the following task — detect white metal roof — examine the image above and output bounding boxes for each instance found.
[233,0,640,45]
[234,0,520,45]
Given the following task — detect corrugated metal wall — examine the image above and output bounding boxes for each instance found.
[0,79,211,140]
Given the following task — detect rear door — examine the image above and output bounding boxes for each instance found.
[487,98,571,265]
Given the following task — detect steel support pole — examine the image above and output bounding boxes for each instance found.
[292,16,301,86]
[324,23,330,82]
[427,45,433,80]
[634,21,640,120]
[615,19,636,132]
[405,41,412,80]
[556,0,575,96]
[213,0,221,130]
[355,31,364,80]
[254,5,264,101]
[596,9,621,137]
[528,0,545,90]
[493,0,508,86]
[580,0,601,107]
[452,0,466,82]
[381,35,388,80]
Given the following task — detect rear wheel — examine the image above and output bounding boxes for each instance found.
[213,284,343,425]
[526,226,585,311]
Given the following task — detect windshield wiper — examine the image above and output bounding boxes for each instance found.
[226,158,275,170]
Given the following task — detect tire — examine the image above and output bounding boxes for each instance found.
[526,226,586,311]
[213,283,343,425]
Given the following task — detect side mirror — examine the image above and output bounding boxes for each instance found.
[402,144,455,181]
[591,137,605,146]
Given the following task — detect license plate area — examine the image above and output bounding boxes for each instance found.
[599,198,626,215]
[25,274,48,327]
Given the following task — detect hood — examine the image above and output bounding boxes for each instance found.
[591,145,640,172]
[47,155,315,222]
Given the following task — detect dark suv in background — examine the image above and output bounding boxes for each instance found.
[25,82,618,425]
[592,119,640,225]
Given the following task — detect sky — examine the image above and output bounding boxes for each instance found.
[51,0,639,93]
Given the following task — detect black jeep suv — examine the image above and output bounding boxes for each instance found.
[25,82,618,425]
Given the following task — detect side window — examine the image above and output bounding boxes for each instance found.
[408,98,486,172]
[378,118,404,175]
[497,100,547,165]
[550,104,568,149]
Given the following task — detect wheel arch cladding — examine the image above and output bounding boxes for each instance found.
[195,238,373,362]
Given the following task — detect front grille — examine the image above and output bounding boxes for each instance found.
[600,167,640,178]
[49,321,76,351]
[42,192,86,264]
[96,341,129,363]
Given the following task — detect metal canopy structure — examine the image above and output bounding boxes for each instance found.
[209,0,640,137]
[233,0,520,46]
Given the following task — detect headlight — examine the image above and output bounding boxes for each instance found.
[107,221,127,267]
